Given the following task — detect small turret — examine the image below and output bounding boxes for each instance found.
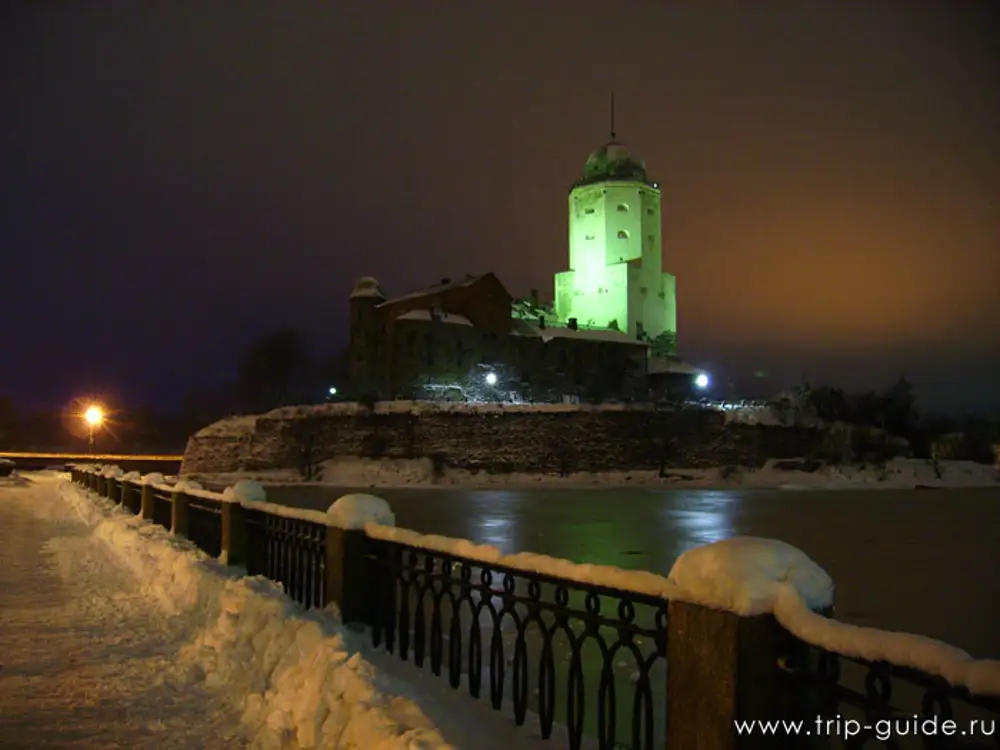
[347,277,385,396]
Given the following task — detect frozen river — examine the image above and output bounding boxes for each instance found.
[264,484,1000,658]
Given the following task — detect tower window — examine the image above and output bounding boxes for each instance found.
[617,230,629,239]
[585,234,595,241]
[647,208,654,215]
[616,203,629,213]
[648,234,654,242]
[584,208,595,215]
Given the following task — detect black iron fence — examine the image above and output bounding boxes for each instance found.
[151,487,173,530]
[366,538,669,750]
[186,495,223,559]
[122,481,142,515]
[66,465,999,750]
[794,648,1000,749]
[245,509,327,610]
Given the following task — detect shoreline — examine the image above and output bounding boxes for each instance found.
[186,457,1000,493]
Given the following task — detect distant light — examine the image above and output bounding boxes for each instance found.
[652,182,659,188]
[328,386,337,395]
[694,373,710,390]
[485,372,498,386]
[84,405,104,426]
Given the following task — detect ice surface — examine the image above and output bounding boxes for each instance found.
[326,493,396,530]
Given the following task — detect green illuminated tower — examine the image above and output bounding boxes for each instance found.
[554,98,677,342]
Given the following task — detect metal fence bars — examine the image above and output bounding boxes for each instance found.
[186,494,223,558]
[121,482,142,515]
[365,538,669,750]
[244,509,327,610]
[792,645,1000,749]
[150,487,173,530]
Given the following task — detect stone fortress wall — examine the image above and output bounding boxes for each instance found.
[180,402,826,477]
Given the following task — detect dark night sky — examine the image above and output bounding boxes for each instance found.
[3,1,998,415]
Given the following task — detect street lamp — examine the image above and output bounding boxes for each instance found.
[84,405,103,453]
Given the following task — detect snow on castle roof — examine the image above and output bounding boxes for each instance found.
[395,309,473,326]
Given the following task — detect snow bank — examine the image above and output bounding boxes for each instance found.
[327,494,395,530]
[56,479,452,749]
[190,455,1000,491]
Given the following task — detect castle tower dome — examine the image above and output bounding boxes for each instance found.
[553,97,677,343]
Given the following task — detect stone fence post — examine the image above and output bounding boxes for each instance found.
[666,602,824,750]
[220,501,248,567]
[664,540,832,750]
[140,484,155,521]
[324,527,371,625]
[171,489,189,537]
[323,494,394,626]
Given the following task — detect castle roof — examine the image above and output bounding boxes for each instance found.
[573,140,652,189]
[377,273,506,307]
[349,276,385,300]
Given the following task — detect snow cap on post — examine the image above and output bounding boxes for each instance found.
[667,536,834,617]
[327,493,395,530]
[172,479,203,493]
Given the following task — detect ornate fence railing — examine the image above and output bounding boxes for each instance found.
[793,647,1000,749]
[365,538,669,750]
[150,487,173,530]
[66,465,1000,750]
[122,481,142,515]
[186,495,223,559]
[244,510,327,610]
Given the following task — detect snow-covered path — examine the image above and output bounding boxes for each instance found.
[0,475,246,749]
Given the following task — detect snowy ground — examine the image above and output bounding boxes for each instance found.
[0,474,246,749]
[189,456,1000,492]
[0,474,597,749]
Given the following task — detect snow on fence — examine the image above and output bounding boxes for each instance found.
[69,464,999,750]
